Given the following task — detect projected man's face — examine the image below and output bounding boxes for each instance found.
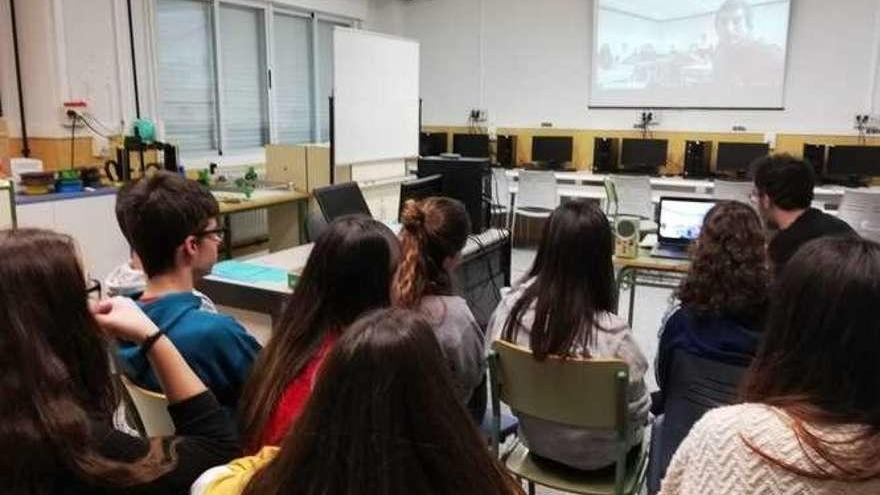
[716,7,750,45]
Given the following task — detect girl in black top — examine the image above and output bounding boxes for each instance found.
[0,229,239,494]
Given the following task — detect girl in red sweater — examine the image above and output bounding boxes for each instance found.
[238,216,400,449]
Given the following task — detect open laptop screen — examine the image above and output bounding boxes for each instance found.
[657,197,717,245]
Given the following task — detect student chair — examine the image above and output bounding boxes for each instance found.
[488,341,648,495]
[837,189,880,242]
[511,171,559,243]
[605,175,657,234]
[490,167,514,229]
[119,374,175,437]
[645,349,747,494]
[712,179,754,204]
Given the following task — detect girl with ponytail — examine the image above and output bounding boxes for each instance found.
[392,197,486,414]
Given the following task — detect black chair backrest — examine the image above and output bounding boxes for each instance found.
[657,349,748,482]
[313,182,372,223]
[398,174,443,221]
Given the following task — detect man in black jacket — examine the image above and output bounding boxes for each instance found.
[751,154,855,274]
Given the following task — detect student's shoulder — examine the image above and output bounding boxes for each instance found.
[688,403,785,446]
[179,310,252,339]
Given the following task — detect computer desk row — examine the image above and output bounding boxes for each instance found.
[502,169,866,198]
[505,184,712,205]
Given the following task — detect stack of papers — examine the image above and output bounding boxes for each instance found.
[212,260,289,285]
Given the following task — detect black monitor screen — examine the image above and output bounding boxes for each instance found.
[399,174,443,220]
[716,142,770,172]
[417,157,490,234]
[313,182,372,222]
[827,145,880,176]
[532,136,573,164]
[419,132,448,156]
[453,134,490,158]
[620,139,668,169]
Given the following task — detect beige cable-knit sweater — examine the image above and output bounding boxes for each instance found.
[659,403,880,494]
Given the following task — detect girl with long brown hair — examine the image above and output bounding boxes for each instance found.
[199,308,524,495]
[391,197,486,412]
[0,229,238,494]
[659,237,880,494]
[238,216,399,450]
[487,199,650,471]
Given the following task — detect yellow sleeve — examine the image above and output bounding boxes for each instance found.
[203,446,280,495]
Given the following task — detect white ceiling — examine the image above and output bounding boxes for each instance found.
[599,0,731,21]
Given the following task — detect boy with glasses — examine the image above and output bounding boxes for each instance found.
[116,172,261,410]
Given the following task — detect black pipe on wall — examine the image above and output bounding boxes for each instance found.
[127,0,141,118]
[10,0,30,157]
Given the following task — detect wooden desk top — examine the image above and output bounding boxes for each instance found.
[614,250,690,273]
[215,188,309,215]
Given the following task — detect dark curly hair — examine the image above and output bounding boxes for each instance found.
[677,201,769,324]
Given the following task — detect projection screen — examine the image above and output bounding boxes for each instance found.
[589,0,791,109]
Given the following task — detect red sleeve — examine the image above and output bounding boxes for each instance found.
[258,332,339,447]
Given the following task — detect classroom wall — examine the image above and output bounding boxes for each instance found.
[367,0,880,135]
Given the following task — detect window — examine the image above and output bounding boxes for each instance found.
[219,4,269,151]
[273,13,313,144]
[155,0,218,154]
[153,0,352,156]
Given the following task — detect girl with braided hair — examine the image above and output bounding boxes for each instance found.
[391,197,486,419]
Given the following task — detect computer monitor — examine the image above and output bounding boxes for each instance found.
[620,138,668,174]
[452,134,490,158]
[826,145,880,177]
[419,132,448,157]
[417,157,490,234]
[398,174,443,221]
[532,136,573,168]
[312,182,372,223]
[657,197,717,246]
[716,142,770,175]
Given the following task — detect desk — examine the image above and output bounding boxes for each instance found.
[614,251,689,327]
[214,188,310,257]
[197,228,511,329]
[506,184,712,204]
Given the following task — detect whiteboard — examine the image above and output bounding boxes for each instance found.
[333,28,420,165]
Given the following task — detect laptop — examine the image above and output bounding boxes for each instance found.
[651,197,717,259]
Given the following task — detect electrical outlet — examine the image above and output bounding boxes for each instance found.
[61,100,88,128]
[540,122,553,128]
[468,108,488,123]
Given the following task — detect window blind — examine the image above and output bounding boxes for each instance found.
[155,0,218,154]
[273,13,313,144]
[219,3,269,151]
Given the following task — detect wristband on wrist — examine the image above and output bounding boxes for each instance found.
[139,330,166,357]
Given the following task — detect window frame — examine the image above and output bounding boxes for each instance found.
[147,0,354,165]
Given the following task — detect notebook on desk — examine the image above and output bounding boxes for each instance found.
[651,197,716,259]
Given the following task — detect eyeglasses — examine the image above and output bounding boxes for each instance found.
[195,227,225,243]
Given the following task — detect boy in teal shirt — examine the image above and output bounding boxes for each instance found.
[116,173,260,409]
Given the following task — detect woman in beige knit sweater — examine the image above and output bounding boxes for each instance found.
[659,237,880,494]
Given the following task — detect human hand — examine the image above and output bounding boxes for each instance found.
[91,296,160,344]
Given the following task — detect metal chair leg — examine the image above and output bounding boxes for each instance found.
[528,481,536,495]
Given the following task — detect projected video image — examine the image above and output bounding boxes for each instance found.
[591,0,790,108]
[659,201,716,240]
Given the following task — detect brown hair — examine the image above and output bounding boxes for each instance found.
[392,197,469,308]
[677,201,769,324]
[239,217,399,449]
[740,237,880,480]
[242,308,523,495]
[119,172,219,277]
[502,200,615,360]
[0,229,175,492]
